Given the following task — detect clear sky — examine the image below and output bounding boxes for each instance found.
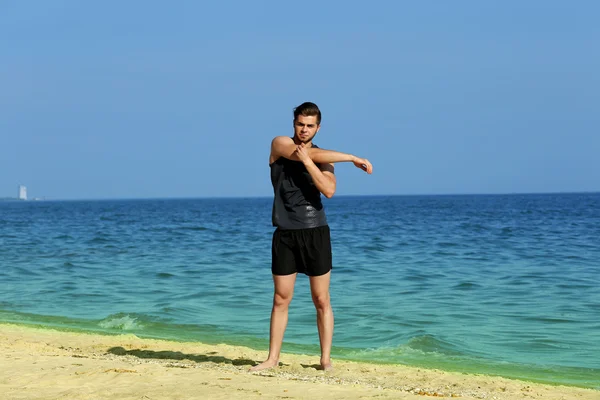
[1,1,598,199]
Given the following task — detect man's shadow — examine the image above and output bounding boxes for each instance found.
[301,363,326,370]
[107,346,256,367]
[107,347,325,370]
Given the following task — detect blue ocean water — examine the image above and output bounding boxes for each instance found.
[1,194,599,388]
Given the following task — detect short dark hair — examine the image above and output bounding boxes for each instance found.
[293,102,321,125]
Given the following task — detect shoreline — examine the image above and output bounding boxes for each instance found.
[3,314,596,389]
[1,323,598,400]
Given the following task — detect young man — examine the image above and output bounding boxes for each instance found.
[250,102,373,372]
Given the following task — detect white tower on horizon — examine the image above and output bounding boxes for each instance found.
[18,185,27,200]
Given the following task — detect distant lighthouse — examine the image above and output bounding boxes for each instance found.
[18,185,27,200]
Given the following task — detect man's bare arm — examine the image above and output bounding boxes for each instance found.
[271,136,373,174]
[295,144,337,198]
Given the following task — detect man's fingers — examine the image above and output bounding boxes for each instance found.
[354,158,373,174]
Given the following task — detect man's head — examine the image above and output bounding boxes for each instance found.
[293,102,321,125]
[293,102,321,144]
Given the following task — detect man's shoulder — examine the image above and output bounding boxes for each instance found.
[270,136,290,164]
[271,136,293,145]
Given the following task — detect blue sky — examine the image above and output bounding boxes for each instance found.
[1,1,598,199]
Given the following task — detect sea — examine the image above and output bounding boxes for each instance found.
[1,193,599,389]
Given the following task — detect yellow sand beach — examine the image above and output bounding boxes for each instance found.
[1,323,597,400]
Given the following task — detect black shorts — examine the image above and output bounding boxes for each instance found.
[272,225,332,276]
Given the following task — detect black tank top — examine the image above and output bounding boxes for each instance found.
[270,145,328,229]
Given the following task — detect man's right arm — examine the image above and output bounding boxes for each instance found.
[270,136,373,173]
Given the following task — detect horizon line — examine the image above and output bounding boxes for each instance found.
[2,190,599,202]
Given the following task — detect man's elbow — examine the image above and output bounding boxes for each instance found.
[323,188,336,199]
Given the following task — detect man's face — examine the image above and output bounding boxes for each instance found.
[293,115,320,144]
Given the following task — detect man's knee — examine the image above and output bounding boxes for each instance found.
[311,292,330,310]
[273,292,293,309]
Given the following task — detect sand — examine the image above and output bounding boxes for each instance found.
[0,323,597,400]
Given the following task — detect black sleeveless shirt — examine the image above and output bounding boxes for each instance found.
[270,145,328,229]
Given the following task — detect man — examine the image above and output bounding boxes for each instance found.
[251,102,373,372]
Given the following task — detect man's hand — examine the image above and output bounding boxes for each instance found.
[294,143,312,164]
[353,157,373,174]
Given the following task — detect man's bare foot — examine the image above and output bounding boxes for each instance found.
[249,359,279,372]
[320,359,333,371]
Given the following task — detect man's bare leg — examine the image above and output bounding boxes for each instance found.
[309,271,334,370]
[250,273,297,371]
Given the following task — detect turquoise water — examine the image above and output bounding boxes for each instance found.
[1,194,599,388]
